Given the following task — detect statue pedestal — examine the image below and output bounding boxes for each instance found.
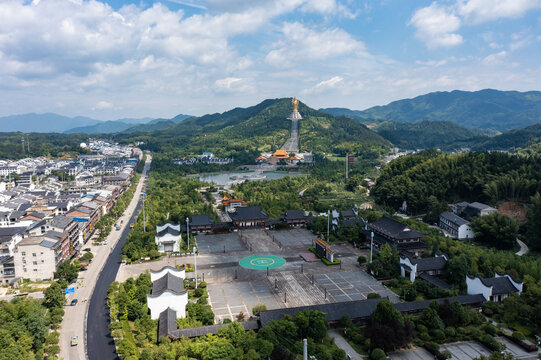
[288,111,302,120]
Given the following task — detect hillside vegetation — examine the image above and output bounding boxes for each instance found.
[324,89,541,131]
[372,121,487,150]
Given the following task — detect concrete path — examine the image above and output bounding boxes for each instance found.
[516,238,529,256]
[328,329,363,360]
[281,117,299,153]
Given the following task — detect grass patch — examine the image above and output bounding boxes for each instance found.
[309,247,341,265]
[121,320,137,348]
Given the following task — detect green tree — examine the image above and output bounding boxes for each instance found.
[471,212,518,250]
[525,192,541,251]
[294,310,329,342]
[43,282,65,309]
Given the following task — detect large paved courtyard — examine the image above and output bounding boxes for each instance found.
[268,228,315,247]
[314,271,400,303]
[207,280,281,322]
[196,233,246,253]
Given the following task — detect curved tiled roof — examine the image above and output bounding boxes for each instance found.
[149,272,186,297]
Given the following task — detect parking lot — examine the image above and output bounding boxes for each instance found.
[207,280,281,322]
[390,342,492,360]
[196,233,246,254]
[314,271,400,303]
[269,228,315,248]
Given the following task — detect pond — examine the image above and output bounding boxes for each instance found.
[199,171,302,186]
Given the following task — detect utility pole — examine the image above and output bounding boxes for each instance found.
[142,193,146,232]
[327,210,330,241]
[370,231,374,263]
[193,246,197,289]
[346,154,348,179]
[186,217,190,250]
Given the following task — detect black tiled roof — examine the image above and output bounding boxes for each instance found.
[412,257,447,271]
[50,215,74,229]
[342,217,366,228]
[361,229,429,250]
[190,214,214,226]
[168,320,259,339]
[369,216,427,240]
[158,308,178,339]
[394,294,485,313]
[259,298,383,327]
[440,211,469,226]
[340,209,356,219]
[282,210,307,220]
[228,206,268,222]
[418,273,452,290]
[150,273,186,297]
[157,227,181,237]
[480,277,519,295]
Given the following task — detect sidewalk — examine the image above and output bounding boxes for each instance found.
[328,329,363,360]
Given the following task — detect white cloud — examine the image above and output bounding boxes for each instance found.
[301,0,357,18]
[266,22,366,67]
[213,77,254,93]
[457,0,541,23]
[93,100,114,110]
[409,3,463,48]
[302,76,344,94]
[482,50,508,65]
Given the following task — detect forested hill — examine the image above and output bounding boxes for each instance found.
[119,98,390,159]
[372,121,489,150]
[322,89,541,132]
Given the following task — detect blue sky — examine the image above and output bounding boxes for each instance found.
[0,0,540,120]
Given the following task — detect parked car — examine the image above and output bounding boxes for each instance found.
[116,226,121,231]
[70,299,78,306]
[71,336,78,346]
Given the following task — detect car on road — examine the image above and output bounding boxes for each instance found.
[71,336,78,346]
[116,226,121,231]
[130,223,135,228]
[70,299,78,306]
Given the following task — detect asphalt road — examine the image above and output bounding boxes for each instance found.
[86,160,150,360]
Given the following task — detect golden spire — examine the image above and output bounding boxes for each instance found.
[292,96,299,113]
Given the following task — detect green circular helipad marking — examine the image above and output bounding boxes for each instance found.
[240,255,286,270]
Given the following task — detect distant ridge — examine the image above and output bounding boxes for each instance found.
[320,89,541,132]
[0,113,100,133]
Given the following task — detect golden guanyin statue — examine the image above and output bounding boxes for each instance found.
[292,97,299,113]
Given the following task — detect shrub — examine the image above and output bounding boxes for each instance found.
[223,318,232,324]
[339,315,353,328]
[416,324,428,333]
[197,297,208,305]
[252,304,267,316]
[370,348,386,360]
[358,256,367,265]
[236,312,246,321]
[471,327,482,339]
[419,332,431,341]
[512,332,525,341]
[198,281,207,288]
[194,288,205,297]
[480,334,503,351]
[444,327,456,339]
[430,329,446,343]
[367,293,381,299]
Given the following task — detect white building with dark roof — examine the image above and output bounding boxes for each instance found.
[439,211,474,240]
[147,271,188,320]
[466,272,522,303]
[155,224,182,252]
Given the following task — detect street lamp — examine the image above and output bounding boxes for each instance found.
[193,246,197,289]
[186,217,190,250]
[370,231,374,263]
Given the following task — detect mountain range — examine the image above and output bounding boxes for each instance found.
[320,89,541,132]
[0,113,192,134]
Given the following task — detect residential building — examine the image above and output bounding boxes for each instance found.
[13,236,62,281]
[439,211,474,240]
[0,227,25,256]
[466,272,523,303]
[452,201,497,218]
[0,256,15,285]
[155,224,182,253]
